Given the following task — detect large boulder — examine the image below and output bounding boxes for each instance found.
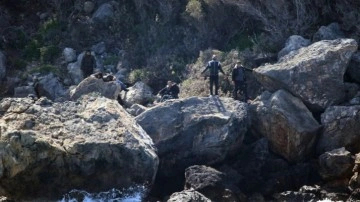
[167,190,211,202]
[253,39,358,111]
[69,76,120,100]
[231,138,316,197]
[136,96,249,168]
[92,3,114,26]
[317,105,360,154]
[249,90,321,162]
[35,73,68,101]
[318,147,353,180]
[120,81,154,107]
[136,96,249,195]
[63,47,77,63]
[313,23,345,42]
[0,96,158,200]
[184,165,245,202]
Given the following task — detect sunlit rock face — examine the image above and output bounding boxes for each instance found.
[0,96,158,200]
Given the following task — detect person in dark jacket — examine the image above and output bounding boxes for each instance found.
[81,50,96,78]
[158,80,180,102]
[201,54,226,96]
[232,61,248,101]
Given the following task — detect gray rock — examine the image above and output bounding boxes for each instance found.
[185,165,245,202]
[136,96,249,176]
[249,90,321,162]
[92,3,114,25]
[317,105,360,154]
[278,35,311,59]
[35,73,68,100]
[69,76,121,100]
[120,81,154,107]
[126,104,147,116]
[91,41,106,54]
[14,86,36,98]
[67,61,83,85]
[0,96,158,200]
[253,39,358,111]
[167,190,211,202]
[313,23,345,42]
[63,47,77,63]
[83,1,95,14]
[318,147,353,180]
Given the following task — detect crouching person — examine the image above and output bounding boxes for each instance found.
[157,80,179,102]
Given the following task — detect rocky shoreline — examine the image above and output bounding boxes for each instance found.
[1,34,360,202]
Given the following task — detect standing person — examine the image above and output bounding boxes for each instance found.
[158,80,180,102]
[232,61,248,101]
[201,54,226,96]
[80,50,96,78]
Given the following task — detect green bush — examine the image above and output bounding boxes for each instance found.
[226,32,253,51]
[24,39,41,60]
[128,68,149,83]
[40,45,60,63]
[29,64,59,75]
[103,55,119,65]
[10,58,27,70]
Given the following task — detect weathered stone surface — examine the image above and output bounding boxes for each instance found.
[313,23,345,42]
[317,105,360,154]
[136,96,249,195]
[126,103,147,116]
[136,96,249,168]
[92,3,114,25]
[249,90,321,162]
[36,73,68,101]
[184,165,245,202]
[13,86,36,98]
[278,35,310,59]
[0,96,158,200]
[69,76,120,100]
[63,47,76,63]
[120,81,154,108]
[253,39,358,111]
[167,190,211,202]
[318,147,353,180]
[231,138,316,196]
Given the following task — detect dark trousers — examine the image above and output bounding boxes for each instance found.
[233,80,247,101]
[209,75,219,95]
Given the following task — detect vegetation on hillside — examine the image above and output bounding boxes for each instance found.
[0,0,359,92]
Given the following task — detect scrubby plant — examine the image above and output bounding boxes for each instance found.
[128,68,149,84]
[39,45,61,63]
[103,55,119,66]
[29,64,60,75]
[9,58,27,70]
[24,39,41,61]
[226,32,253,51]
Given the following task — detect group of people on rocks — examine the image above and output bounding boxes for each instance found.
[80,50,250,103]
[201,54,250,102]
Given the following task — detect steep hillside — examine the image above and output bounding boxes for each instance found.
[0,0,359,93]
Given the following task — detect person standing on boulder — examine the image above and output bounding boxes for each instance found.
[201,54,226,96]
[232,61,248,101]
[80,50,96,78]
